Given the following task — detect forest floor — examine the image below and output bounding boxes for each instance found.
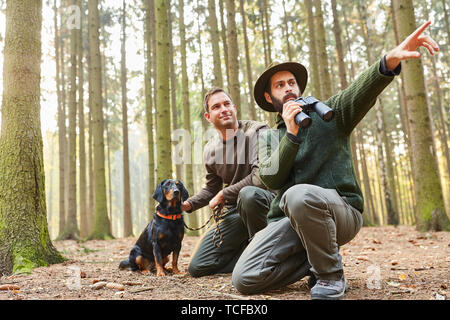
[0,226,448,300]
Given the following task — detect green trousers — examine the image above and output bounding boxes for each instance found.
[188,186,275,277]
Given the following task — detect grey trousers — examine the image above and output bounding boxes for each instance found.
[232,184,363,294]
[188,186,275,277]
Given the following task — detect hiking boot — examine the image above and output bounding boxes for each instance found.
[310,276,348,300]
[306,271,317,288]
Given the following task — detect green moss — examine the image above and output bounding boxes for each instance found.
[13,252,46,275]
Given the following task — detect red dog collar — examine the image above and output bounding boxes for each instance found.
[156,210,182,221]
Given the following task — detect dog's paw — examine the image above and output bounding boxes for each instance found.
[172,267,183,275]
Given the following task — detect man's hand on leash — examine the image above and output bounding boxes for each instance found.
[181,201,192,212]
[209,190,224,211]
[386,20,439,70]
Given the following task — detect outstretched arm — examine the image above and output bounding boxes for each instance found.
[385,20,439,70]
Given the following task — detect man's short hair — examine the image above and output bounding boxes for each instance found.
[203,87,233,113]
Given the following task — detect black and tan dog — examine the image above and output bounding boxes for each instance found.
[119,179,189,276]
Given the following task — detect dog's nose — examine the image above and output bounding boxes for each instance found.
[173,189,180,196]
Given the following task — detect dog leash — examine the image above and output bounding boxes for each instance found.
[183,204,229,248]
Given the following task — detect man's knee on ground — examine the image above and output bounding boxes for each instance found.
[188,260,208,278]
[232,268,260,295]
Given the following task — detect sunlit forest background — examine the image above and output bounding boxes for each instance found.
[0,0,447,240]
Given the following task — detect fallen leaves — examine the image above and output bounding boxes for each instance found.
[398,273,407,281]
[0,284,20,291]
[106,283,125,291]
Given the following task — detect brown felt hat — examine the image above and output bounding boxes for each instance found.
[254,61,308,112]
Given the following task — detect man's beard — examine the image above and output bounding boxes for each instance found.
[270,92,298,113]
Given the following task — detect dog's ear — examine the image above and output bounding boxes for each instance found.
[179,181,189,201]
[153,180,167,204]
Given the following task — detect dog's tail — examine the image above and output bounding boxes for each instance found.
[119,259,130,270]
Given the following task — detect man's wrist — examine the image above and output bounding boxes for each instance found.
[286,132,302,144]
[380,54,402,76]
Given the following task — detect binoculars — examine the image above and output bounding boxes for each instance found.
[292,96,335,128]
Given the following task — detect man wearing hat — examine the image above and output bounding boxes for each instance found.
[232,21,439,299]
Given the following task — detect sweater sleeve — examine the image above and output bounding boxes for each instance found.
[327,59,397,136]
[185,153,222,213]
[256,129,300,190]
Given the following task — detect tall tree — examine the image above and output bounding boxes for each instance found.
[207,0,223,88]
[358,2,398,225]
[262,0,272,63]
[54,0,67,238]
[218,0,230,89]
[62,0,81,239]
[88,0,112,239]
[259,0,269,66]
[168,0,182,182]
[0,0,64,275]
[225,0,241,119]
[178,0,194,206]
[304,0,321,98]
[313,0,332,99]
[121,0,133,237]
[78,0,88,238]
[392,0,449,231]
[155,0,172,182]
[331,0,347,90]
[239,0,257,120]
[281,0,293,61]
[144,0,156,219]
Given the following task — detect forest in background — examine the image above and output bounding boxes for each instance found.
[0,0,449,244]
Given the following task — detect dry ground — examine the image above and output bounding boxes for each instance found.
[0,226,448,300]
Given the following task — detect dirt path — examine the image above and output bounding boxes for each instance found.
[0,226,448,300]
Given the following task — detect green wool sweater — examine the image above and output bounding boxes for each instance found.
[256,60,397,222]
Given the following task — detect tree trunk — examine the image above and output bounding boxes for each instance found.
[442,0,450,52]
[155,0,172,182]
[61,0,81,240]
[168,0,182,183]
[262,0,272,64]
[281,0,292,61]
[88,95,94,231]
[0,0,64,275]
[178,0,196,232]
[144,0,156,219]
[225,0,241,119]
[259,0,269,67]
[313,0,332,99]
[331,0,347,90]
[78,0,88,238]
[88,0,112,239]
[392,0,449,231]
[54,0,66,238]
[207,0,223,88]
[239,0,256,120]
[358,2,398,225]
[304,0,320,98]
[121,0,133,237]
[218,0,230,90]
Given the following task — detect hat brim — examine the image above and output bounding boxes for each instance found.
[254,62,308,112]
